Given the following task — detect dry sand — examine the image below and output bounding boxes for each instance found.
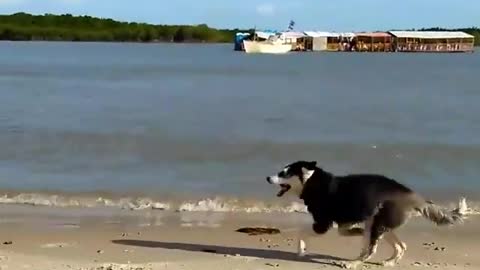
[0,204,478,270]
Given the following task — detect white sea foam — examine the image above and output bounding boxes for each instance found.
[0,192,477,216]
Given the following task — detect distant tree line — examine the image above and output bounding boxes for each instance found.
[0,13,247,43]
[0,13,479,45]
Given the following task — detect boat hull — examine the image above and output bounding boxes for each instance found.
[243,40,292,54]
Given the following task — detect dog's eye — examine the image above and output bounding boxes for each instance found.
[278,171,286,178]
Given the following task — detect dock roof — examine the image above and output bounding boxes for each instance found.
[389,31,474,39]
[355,32,392,38]
[304,31,356,38]
[304,31,340,38]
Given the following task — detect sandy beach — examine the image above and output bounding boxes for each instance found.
[0,204,478,270]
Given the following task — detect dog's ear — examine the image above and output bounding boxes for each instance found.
[308,161,317,168]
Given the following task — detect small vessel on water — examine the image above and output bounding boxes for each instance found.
[243,33,293,54]
[238,20,297,54]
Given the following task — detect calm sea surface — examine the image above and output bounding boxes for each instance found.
[0,42,479,203]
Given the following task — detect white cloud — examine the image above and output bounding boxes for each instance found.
[256,3,275,16]
[0,0,26,5]
[0,0,83,6]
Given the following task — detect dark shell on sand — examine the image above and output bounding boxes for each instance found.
[236,227,281,235]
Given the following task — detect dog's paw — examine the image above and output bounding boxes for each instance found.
[338,260,362,269]
[297,239,307,257]
[297,251,307,257]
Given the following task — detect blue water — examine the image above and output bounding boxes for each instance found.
[0,41,479,201]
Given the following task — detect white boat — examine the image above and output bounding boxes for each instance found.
[243,34,292,54]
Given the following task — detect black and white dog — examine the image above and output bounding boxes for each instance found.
[266,161,464,268]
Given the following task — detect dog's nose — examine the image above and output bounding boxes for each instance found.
[266,177,272,183]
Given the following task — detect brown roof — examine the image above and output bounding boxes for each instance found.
[355,32,392,38]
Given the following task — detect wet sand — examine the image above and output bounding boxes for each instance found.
[0,205,478,270]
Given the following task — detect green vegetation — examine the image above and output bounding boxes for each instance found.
[0,12,247,43]
[0,13,478,45]
[460,28,479,46]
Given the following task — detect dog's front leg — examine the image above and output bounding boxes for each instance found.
[296,227,311,257]
[296,223,324,257]
[296,219,332,257]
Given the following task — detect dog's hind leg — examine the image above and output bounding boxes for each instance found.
[381,231,407,267]
[342,217,386,269]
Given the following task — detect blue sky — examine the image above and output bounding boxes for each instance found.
[0,0,478,31]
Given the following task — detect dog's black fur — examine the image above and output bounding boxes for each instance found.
[267,161,464,267]
[301,165,414,235]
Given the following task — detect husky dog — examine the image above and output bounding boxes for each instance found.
[266,161,464,268]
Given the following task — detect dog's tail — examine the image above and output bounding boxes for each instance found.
[414,197,465,226]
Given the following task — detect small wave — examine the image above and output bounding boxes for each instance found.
[0,192,307,213]
[0,192,478,216]
[0,193,170,211]
[177,198,307,213]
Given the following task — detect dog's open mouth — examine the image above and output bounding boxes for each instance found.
[277,184,291,197]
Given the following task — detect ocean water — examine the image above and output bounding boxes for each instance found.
[0,41,479,211]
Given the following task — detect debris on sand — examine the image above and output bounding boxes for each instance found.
[42,243,63,248]
[235,227,280,236]
[423,242,447,252]
[94,264,153,270]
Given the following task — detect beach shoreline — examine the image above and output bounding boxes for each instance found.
[1,186,478,212]
[0,204,478,270]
